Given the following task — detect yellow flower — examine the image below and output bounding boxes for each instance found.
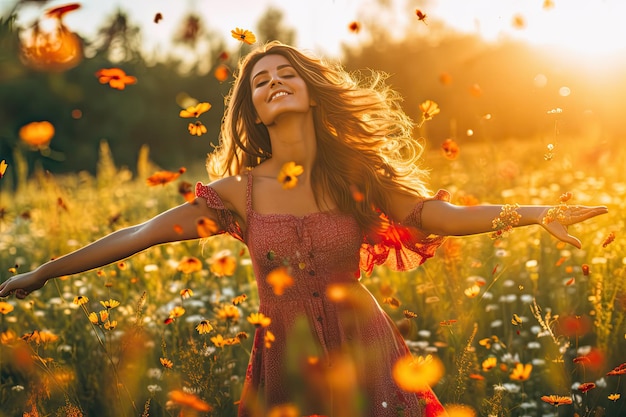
[0,301,14,315]
[418,99,440,121]
[209,251,237,277]
[264,330,275,348]
[216,304,240,322]
[188,121,207,136]
[180,288,193,299]
[196,320,213,335]
[608,393,621,402]
[277,161,304,190]
[247,312,271,328]
[1,329,17,345]
[0,159,7,179]
[232,294,248,305]
[231,27,256,45]
[99,310,109,323]
[211,334,227,348]
[541,395,572,406]
[88,312,99,324]
[482,357,497,372]
[509,363,532,381]
[464,284,480,298]
[169,306,186,318]
[104,320,117,330]
[160,357,173,368]
[100,299,120,309]
[72,295,89,306]
[179,102,211,118]
[392,354,444,392]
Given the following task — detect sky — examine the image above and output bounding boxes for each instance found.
[4,0,626,59]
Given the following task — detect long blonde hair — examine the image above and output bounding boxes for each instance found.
[208,41,430,235]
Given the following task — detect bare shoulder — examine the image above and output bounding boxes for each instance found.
[205,174,247,220]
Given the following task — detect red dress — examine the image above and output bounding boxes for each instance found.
[196,172,450,417]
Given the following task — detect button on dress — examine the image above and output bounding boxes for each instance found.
[196,171,450,417]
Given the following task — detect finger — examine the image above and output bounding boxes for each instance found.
[15,289,29,299]
[564,234,582,249]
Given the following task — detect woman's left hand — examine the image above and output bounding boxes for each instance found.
[540,205,609,248]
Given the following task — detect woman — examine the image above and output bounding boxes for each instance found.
[0,42,607,416]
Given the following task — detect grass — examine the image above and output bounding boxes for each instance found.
[0,134,623,417]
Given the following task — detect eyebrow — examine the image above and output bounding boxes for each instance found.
[251,64,294,83]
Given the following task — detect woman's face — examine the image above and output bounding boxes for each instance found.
[250,54,313,126]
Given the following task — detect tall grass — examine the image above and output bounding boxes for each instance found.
[0,134,623,416]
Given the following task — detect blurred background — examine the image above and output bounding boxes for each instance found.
[1,0,625,187]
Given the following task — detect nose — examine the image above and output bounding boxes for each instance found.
[269,76,282,88]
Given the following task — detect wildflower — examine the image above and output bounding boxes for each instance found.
[608,393,621,401]
[196,216,219,237]
[210,251,237,277]
[383,297,401,308]
[195,320,213,335]
[392,354,444,392]
[100,299,120,309]
[509,363,532,381]
[214,64,230,82]
[104,320,117,330]
[180,288,193,299]
[168,389,212,412]
[1,329,17,345]
[441,138,460,160]
[511,314,523,326]
[0,160,7,179]
[277,161,304,190]
[266,267,295,296]
[96,68,137,90]
[179,102,211,118]
[88,312,99,324]
[23,330,59,344]
[439,319,457,327]
[0,301,14,315]
[72,295,89,306]
[264,330,275,348]
[247,312,271,328]
[540,395,572,406]
[403,310,418,319]
[216,304,240,322]
[169,306,185,319]
[559,192,573,203]
[482,357,497,372]
[146,167,186,186]
[98,310,109,323]
[177,256,203,274]
[607,362,626,376]
[188,121,207,136]
[577,382,596,393]
[268,404,299,417]
[419,100,440,121]
[232,294,248,305]
[19,121,55,147]
[211,334,228,348]
[464,284,480,298]
[231,27,256,45]
[160,357,173,368]
[582,264,590,276]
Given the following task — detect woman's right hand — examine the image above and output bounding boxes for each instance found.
[0,271,47,299]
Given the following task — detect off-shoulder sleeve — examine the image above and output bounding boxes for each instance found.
[359,189,450,274]
[195,182,244,242]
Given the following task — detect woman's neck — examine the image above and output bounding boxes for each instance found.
[266,114,316,180]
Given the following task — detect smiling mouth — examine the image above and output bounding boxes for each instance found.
[269,91,290,102]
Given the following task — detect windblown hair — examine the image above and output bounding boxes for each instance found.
[207,41,431,235]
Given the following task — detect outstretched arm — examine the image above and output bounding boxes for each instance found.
[420,200,608,248]
[0,197,217,299]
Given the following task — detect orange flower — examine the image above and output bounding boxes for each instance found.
[178,181,195,203]
[441,138,460,160]
[232,294,248,305]
[168,389,212,412]
[146,167,186,186]
[482,357,497,372]
[209,250,237,277]
[266,267,295,296]
[277,161,304,189]
[392,354,444,392]
[195,216,219,237]
[602,231,615,248]
[607,362,626,376]
[247,312,271,328]
[168,306,185,319]
[19,121,55,147]
[45,3,81,19]
[179,288,193,299]
[415,9,428,24]
[188,121,207,136]
[214,64,230,82]
[509,363,532,381]
[179,102,211,118]
[577,382,596,393]
[0,160,7,179]
[96,68,137,90]
[541,395,572,406]
[608,393,621,402]
[231,27,256,44]
[176,256,203,274]
[0,301,14,315]
[418,99,440,121]
[216,304,240,322]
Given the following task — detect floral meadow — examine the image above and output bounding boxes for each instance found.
[1,2,626,417]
